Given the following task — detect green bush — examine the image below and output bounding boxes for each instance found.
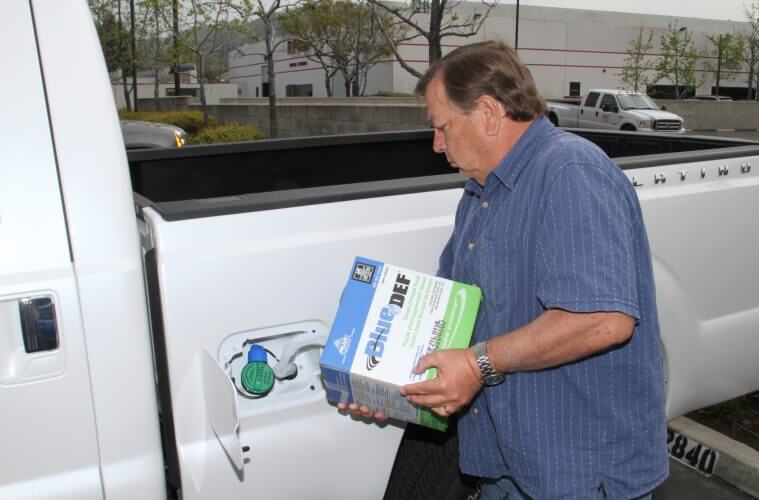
[118,110,207,136]
[190,124,265,144]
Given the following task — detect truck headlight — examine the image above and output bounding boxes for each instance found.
[639,120,653,129]
[174,130,186,147]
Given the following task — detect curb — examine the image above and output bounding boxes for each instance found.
[669,416,759,498]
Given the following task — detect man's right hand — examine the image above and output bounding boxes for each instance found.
[337,402,389,421]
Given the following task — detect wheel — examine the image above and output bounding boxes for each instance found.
[383,422,478,500]
[620,124,636,131]
[548,113,559,127]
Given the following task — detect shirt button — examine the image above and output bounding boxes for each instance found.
[468,242,476,250]
[482,201,489,208]
[473,408,479,414]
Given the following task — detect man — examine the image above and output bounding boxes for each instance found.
[340,40,668,499]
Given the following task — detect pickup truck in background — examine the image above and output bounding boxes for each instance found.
[547,89,685,132]
[3,2,759,499]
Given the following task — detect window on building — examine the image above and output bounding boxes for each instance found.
[285,84,313,97]
[287,40,309,55]
[262,82,270,97]
[646,84,695,100]
[569,82,581,97]
[165,87,198,97]
[255,87,259,97]
[412,0,430,13]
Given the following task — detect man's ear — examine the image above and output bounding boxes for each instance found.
[477,95,506,136]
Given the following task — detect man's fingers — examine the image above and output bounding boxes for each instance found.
[406,393,447,408]
[412,351,440,375]
[400,378,439,396]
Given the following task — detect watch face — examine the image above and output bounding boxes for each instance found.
[483,373,505,386]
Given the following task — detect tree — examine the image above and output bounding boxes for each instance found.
[655,22,698,100]
[701,33,743,97]
[164,0,245,124]
[278,0,344,97]
[618,27,657,92]
[280,0,403,96]
[366,0,497,78]
[238,0,295,138]
[743,1,759,100]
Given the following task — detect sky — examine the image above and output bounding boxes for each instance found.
[518,1,751,22]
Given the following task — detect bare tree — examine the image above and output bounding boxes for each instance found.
[163,0,242,124]
[237,0,297,137]
[367,0,497,78]
[744,1,759,100]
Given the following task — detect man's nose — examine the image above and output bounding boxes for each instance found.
[433,130,446,153]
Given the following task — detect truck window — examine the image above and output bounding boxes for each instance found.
[600,94,618,111]
[584,92,600,108]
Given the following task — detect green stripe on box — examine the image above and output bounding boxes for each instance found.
[419,408,448,431]
[425,282,482,382]
[440,283,481,350]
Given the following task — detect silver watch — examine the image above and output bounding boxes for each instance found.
[474,340,505,386]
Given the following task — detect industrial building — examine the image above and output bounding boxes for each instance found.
[228,3,751,100]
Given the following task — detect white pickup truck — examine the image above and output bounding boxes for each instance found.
[2,2,758,499]
[547,89,685,132]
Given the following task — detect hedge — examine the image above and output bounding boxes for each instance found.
[190,124,265,144]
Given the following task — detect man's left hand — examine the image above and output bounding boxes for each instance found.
[400,348,483,417]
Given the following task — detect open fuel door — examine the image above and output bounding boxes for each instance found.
[202,349,244,472]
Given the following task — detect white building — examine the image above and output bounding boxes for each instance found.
[111,65,239,109]
[228,4,751,100]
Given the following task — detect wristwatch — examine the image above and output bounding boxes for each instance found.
[474,340,505,386]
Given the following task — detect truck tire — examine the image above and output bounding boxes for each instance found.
[620,124,636,131]
[548,113,559,127]
[384,422,478,500]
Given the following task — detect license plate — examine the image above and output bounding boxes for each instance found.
[667,428,719,476]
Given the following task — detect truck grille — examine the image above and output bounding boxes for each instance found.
[654,119,681,131]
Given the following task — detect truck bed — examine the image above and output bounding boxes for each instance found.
[128,129,754,221]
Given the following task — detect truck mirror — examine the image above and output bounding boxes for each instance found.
[601,104,609,112]
[661,105,667,111]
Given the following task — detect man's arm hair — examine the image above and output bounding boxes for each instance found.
[488,309,635,374]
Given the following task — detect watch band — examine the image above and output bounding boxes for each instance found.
[474,340,503,383]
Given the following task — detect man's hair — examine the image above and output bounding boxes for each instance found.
[415,40,547,121]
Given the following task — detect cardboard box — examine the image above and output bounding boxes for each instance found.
[321,257,481,430]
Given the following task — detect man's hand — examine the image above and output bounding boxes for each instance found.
[337,402,389,422]
[400,348,483,417]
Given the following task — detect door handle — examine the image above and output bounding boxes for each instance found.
[19,297,58,353]
[595,111,599,116]
[1,294,63,385]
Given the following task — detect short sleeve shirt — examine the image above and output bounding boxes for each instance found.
[438,117,668,499]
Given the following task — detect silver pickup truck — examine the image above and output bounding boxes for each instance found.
[547,89,685,132]
[2,2,758,499]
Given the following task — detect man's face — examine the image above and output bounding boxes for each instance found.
[426,76,489,184]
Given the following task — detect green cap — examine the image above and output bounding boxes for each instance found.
[241,361,275,395]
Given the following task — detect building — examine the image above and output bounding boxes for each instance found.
[111,64,239,109]
[228,3,751,100]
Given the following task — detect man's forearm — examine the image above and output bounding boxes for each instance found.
[487,309,635,374]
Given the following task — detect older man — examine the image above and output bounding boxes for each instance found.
[342,40,668,499]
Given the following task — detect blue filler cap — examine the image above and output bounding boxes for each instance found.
[247,344,268,363]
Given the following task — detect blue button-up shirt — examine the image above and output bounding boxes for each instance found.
[438,117,668,499]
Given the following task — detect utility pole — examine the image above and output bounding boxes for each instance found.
[130,0,138,111]
[173,0,181,95]
[515,0,520,51]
